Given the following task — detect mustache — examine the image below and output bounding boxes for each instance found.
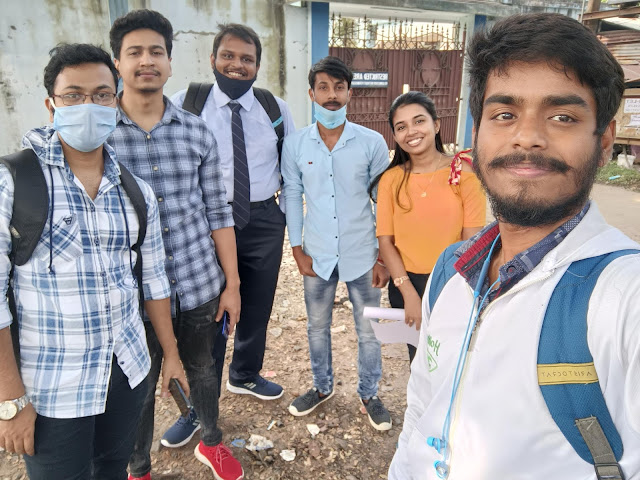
[487,152,571,173]
[322,101,341,108]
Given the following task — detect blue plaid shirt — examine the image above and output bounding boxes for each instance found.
[110,98,234,315]
[0,127,170,419]
[454,202,591,304]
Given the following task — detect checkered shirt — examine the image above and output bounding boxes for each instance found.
[0,127,170,418]
[454,202,591,305]
[110,98,234,315]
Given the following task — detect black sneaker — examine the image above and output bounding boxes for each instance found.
[288,387,334,416]
[361,396,392,431]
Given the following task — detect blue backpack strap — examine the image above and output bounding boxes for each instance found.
[538,249,639,479]
[428,241,464,313]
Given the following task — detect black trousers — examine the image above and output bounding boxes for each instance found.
[25,359,147,480]
[387,271,429,363]
[213,197,286,385]
[129,298,224,477]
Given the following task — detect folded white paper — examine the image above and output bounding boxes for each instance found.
[363,307,420,347]
[362,306,404,321]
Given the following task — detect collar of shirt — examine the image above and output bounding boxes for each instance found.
[309,120,356,151]
[212,83,255,112]
[116,94,183,128]
[22,126,122,185]
[453,201,591,300]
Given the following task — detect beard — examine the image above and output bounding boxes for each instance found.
[472,144,600,227]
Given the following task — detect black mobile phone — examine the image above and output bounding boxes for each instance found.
[168,378,191,417]
[222,311,229,339]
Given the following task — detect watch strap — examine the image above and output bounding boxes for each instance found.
[15,394,29,411]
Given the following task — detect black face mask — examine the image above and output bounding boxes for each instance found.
[213,67,256,100]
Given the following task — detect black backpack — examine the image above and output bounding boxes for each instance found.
[182,83,285,160]
[0,149,147,362]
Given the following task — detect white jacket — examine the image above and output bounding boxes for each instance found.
[389,203,640,480]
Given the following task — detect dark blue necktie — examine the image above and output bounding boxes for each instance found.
[229,101,250,229]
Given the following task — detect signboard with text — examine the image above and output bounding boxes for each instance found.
[615,89,640,145]
[352,71,389,88]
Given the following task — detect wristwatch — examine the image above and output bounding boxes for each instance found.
[393,275,410,287]
[0,394,29,420]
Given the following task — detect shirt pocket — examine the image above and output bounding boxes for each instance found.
[33,212,84,266]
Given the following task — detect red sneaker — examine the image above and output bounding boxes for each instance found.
[194,441,244,480]
[128,474,151,480]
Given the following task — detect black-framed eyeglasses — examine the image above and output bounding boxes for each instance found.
[52,92,117,106]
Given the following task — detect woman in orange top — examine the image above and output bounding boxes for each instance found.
[370,92,486,362]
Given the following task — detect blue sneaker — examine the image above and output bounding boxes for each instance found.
[160,408,201,448]
[226,375,284,400]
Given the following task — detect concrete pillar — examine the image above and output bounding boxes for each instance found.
[309,2,330,122]
[461,14,486,150]
[310,2,330,64]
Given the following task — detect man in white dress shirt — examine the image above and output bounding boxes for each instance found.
[164,23,295,446]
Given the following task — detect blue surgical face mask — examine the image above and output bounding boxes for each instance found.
[313,101,347,130]
[51,102,117,152]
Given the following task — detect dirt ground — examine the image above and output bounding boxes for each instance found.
[0,233,409,480]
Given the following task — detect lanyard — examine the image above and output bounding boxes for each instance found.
[427,233,501,479]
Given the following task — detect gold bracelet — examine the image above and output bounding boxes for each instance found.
[393,275,409,287]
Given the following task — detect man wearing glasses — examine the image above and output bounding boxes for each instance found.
[0,43,186,479]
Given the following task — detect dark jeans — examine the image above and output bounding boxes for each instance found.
[387,271,429,363]
[214,197,285,384]
[128,297,223,477]
[24,359,147,480]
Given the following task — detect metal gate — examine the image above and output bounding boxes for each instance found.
[329,15,466,149]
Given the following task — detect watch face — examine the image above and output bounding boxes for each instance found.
[0,401,17,420]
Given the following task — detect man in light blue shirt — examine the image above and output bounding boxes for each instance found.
[281,56,392,431]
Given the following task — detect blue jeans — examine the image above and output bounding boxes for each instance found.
[304,267,382,399]
[24,359,147,480]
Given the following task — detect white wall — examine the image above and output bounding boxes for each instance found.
[0,0,112,154]
[144,0,309,128]
[0,0,310,156]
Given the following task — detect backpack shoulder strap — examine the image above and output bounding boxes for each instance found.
[427,241,464,313]
[182,82,214,117]
[118,163,147,295]
[0,149,47,367]
[538,249,639,479]
[253,87,285,160]
[0,149,48,266]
